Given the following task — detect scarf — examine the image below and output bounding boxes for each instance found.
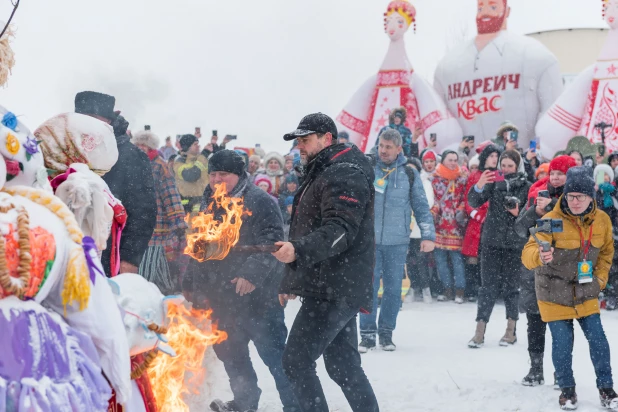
[147,149,159,161]
[435,163,461,181]
[599,182,616,208]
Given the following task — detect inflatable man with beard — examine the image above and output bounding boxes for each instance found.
[434,0,564,150]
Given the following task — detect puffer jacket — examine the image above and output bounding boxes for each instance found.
[279,143,375,311]
[172,152,209,212]
[522,197,614,323]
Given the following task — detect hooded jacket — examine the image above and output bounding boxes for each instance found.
[522,197,613,322]
[279,143,375,310]
[371,153,435,245]
[262,152,286,195]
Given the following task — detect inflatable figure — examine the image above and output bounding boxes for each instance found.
[537,0,618,158]
[337,0,462,153]
[434,0,563,150]
[0,107,131,410]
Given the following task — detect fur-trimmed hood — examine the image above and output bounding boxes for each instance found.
[131,130,160,150]
[263,151,285,176]
[389,107,407,125]
[594,163,615,183]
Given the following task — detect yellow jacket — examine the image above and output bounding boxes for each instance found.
[521,197,613,323]
[172,153,209,198]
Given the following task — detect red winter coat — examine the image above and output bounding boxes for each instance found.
[462,171,488,257]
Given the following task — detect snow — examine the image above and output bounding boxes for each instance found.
[189,300,618,412]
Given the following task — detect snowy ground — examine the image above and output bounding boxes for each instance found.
[188,300,618,412]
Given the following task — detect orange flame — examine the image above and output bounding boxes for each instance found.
[149,304,228,412]
[184,182,250,262]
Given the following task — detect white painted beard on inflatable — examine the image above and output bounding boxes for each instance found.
[336,0,462,154]
[434,0,564,151]
[537,0,618,158]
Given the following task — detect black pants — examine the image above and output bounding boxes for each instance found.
[407,238,431,289]
[282,298,379,412]
[465,261,481,299]
[476,246,521,323]
[527,312,546,354]
[213,303,299,412]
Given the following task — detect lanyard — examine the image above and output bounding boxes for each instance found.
[380,167,396,180]
[577,223,594,261]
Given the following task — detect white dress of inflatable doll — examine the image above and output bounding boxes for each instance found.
[537,0,618,158]
[337,0,462,153]
[434,0,563,151]
[0,106,132,410]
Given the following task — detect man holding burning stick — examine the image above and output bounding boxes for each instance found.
[274,113,380,412]
[183,150,300,412]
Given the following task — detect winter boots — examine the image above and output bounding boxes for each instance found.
[358,337,376,354]
[559,387,578,410]
[499,319,518,346]
[210,400,256,412]
[600,388,618,410]
[468,320,486,348]
[437,288,453,302]
[379,336,396,351]
[422,287,433,304]
[521,352,545,386]
[454,289,465,304]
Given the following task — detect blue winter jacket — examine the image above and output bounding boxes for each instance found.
[373,154,435,245]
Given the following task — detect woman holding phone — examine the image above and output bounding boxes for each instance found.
[467,150,531,349]
[514,155,577,387]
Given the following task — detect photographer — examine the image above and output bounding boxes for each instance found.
[522,167,618,410]
[467,150,531,349]
[514,155,576,387]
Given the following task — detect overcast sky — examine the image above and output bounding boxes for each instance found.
[0,0,604,154]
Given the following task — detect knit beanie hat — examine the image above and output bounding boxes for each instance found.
[535,162,549,179]
[440,150,458,164]
[549,155,577,174]
[421,149,437,162]
[179,134,198,152]
[563,166,596,199]
[468,154,480,169]
[208,150,246,176]
[254,174,273,193]
[285,173,299,185]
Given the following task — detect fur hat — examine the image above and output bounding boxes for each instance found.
[389,107,407,125]
[131,130,160,150]
[564,166,596,199]
[549,155,577,175]
[263,152,285,169]
[75,91,117,122]
[468,154,480,169]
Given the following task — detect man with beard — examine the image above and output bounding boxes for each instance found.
[434,0,563,150]
[185,150,299,412]
[75,91,157,276]
[274,113,379,412]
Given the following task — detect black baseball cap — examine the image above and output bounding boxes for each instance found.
[283,113,338,141]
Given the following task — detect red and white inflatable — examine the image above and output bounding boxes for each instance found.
[537,0,618,158]
[337,0,462,153]
[434,0,563,151]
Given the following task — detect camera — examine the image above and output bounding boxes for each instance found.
[536,219,563,233]
[504,196,519,210]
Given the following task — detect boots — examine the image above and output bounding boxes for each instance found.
[599,388,618,410]
[499,318,518,346]
[437,288,453,302]
[521,352,545,386]
[468,320,486,348]
[454,289,465,304]
[559,387,578,410]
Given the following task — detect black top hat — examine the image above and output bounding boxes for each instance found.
[75,91,116,121]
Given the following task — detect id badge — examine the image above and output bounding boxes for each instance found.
[577,260,593,284]
[374,177,388,194]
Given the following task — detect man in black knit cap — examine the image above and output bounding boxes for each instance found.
[75,91,156,275]
[184,150,299,412]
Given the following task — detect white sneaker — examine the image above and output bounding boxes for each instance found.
[437,295,447,302]
[454,296,464,304]
[422,288,433,304]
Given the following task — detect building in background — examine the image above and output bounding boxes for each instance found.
[527,28,608,84]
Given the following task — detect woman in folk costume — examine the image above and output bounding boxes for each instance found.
[131,130,187,295]
[34,113,127,277]
[0,105,132,410]
[336,0,462,153]
[537,0,618,158]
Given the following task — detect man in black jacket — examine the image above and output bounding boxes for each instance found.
[184,150,299,412]
[75,91,156,275]
[274,113,379,412]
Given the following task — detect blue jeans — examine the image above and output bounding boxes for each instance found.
[433,248,466,290]
[359,244,408,340]
[548,314,614,389]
